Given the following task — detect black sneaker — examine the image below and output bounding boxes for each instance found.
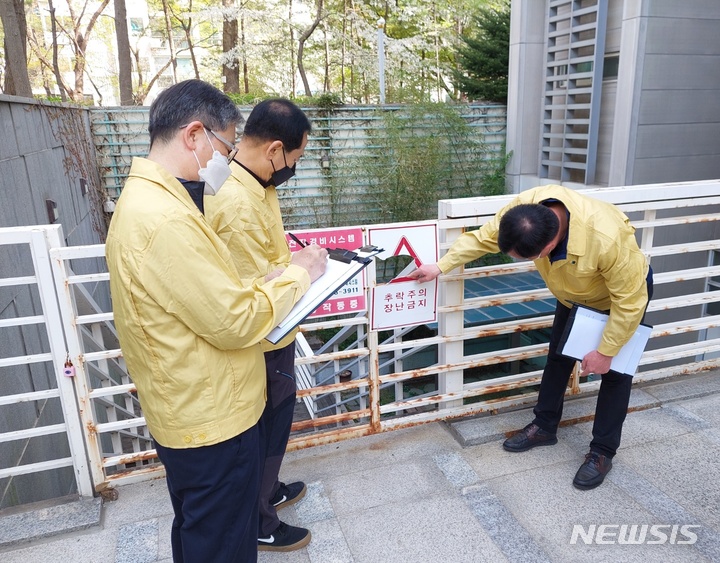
[258,522,311,552]
[270,481,307,510]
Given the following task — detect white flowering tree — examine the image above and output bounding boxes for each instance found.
[9,0,499,104]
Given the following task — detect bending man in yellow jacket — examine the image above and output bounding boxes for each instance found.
[409,185,652,490]
[106,81,327,562]
[206,99,312,552]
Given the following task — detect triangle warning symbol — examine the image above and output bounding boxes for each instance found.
[393,236,422,266]
[387,236,423,283]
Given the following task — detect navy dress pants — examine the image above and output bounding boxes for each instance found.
[532,271,653,458]
[155,423,261,563]
[258,341,297,536]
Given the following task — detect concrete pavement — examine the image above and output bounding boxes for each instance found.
[2,371,720,562]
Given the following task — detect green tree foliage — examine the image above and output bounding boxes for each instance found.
[11,0,509,106]
[453,2,510,103]
[356,103,506,223]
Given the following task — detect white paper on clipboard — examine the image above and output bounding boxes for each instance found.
[265,247,381,344]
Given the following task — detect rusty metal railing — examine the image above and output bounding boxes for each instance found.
[286,180,720,449]
[5,179,720,494]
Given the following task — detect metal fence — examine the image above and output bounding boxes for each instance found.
[0,226,94,501]
[90,104,507,229]
[2,180,720,498]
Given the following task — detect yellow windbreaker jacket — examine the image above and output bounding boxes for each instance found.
[437,185,649,357]
[105,158,310,448]
[205,162,297,351]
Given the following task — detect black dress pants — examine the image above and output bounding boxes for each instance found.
[532,271,653,458]
[155,424,261,563]
[258,341,297,536]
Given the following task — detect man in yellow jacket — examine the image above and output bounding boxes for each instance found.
[409,185,653,490]
[205,99,312,552]
[105,81,327,562]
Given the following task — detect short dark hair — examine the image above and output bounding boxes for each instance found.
[148,79,242,147]
[498,203,560,258]
[243,98,311,152]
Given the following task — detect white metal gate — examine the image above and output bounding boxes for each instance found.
[47,237,158,493]
[0,225,93,499]
[1,224,160,498]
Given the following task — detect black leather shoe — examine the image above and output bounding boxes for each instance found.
[573,451,612,490]
[503,423,558,452]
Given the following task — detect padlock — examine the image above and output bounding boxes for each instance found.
[63,357,76,377]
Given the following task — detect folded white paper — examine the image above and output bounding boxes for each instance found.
[559,304,652,376]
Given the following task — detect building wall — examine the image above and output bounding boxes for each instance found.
[629,0,720,185]
[0,96,107,508]
[594,0,624,186]
[505,0,720,368]
[0,96,109,295]
[509,0,720,189]
[505,0,546,192]
[0,97,106,242]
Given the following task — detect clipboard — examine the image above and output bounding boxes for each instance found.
[265,245,382,344]
[558,303,653,376]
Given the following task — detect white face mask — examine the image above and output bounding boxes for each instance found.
[192,129,232,195]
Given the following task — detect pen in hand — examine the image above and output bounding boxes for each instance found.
[288,232,306,248]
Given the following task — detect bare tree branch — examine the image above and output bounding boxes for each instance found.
[298,0,324,97]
